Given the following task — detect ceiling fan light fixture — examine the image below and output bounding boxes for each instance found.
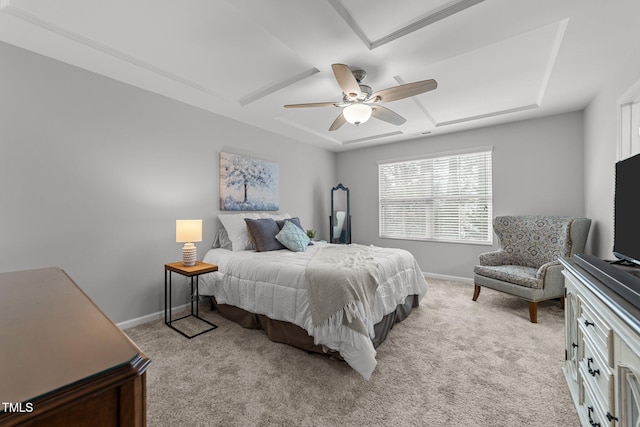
[343,103,372,125]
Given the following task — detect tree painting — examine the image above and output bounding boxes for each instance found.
[220,152,279,211]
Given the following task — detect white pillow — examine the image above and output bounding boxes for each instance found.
[218,213,292,251]
[259,212,292,221]
[218,213,260,251]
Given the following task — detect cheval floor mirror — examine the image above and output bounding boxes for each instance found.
[330,183,351,244]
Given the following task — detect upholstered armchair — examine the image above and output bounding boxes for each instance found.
[473,216,591,323]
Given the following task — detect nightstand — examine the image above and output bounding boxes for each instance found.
[164,261,218,338]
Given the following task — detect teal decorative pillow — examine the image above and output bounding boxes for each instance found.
[276,220,311,252]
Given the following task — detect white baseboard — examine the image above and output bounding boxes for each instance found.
[423,271,473,285]
[117,302,192,330]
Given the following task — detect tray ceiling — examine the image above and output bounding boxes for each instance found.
[1,0,639,151]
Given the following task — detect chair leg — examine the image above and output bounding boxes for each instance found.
[472,285,481,301]
[528,301,538,323]
[559,297,565,309]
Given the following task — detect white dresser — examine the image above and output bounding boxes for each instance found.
[561,255,640,427]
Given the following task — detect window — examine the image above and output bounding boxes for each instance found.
[378,148,493,244]
[620,101,640,160]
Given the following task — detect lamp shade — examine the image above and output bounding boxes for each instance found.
[343,103,372,125]
[176,219,202,243]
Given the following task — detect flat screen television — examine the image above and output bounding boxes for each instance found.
[613,152,640,266]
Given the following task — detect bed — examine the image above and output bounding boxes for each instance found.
[198,213,428,380]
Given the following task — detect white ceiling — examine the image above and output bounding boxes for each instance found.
[1,0,639,152]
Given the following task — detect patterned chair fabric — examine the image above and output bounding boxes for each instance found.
[473,215,591,323]
[492,216,572,267]
[474,216,573,288]
[474,264,541,288]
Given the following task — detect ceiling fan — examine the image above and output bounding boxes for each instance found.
[284,64,437,131]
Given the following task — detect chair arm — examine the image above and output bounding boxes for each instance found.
[537,261,565,295]
[536,260,562,280]
[479,250,512,266]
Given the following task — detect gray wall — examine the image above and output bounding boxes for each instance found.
[0,41,335,324]
[336,111,585,280]
[5,31,637,323]
[584,46,640,259]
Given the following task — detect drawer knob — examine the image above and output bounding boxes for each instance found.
[571,342,579,348]
[584,319,595,327]
[587,357,600,376]
[606,412,619,422]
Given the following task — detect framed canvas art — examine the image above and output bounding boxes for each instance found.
[220,152,279,211]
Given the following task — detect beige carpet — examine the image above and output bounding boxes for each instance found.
[125,279,579,427]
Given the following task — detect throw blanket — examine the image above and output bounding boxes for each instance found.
[305,244,380,338]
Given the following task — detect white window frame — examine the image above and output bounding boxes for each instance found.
[377,147,493,245]
[620,100,640,160]
[618,76,640,161]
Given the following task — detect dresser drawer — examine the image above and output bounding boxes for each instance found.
[579,296,613,367]
[581,380,609,427]
[579,332,613,413]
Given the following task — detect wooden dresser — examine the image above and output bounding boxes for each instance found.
[561,255,640,426]
[0,267,150,426]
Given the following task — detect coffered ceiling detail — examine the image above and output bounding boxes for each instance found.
[1,0,639,151]
[328,0,485,50]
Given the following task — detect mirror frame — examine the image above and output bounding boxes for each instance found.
[330,183,351,244]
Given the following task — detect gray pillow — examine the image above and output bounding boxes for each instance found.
[276,217,303,231]
[244,218,285,252]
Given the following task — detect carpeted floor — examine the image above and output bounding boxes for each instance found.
[125,279,579,427]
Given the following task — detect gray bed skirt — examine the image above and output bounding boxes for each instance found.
[209,294,420,358]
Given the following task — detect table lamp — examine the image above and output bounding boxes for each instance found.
[176,219,202,266]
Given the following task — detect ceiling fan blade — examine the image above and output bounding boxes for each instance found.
[331,64,361,99]
[329,112,347,131]
[371,79,437,103]
[284,102,339,108]
[371,105,407,126]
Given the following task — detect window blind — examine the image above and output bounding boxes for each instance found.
[378,149,493,244]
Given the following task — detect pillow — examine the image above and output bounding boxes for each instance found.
[276,220,311,252]
[276,216,313,245]
[244,218,285,252]
[218,213,293,251]
[276,217,303,231]
[211,227,233,250]
[263,212,293,221]
[218,213,262,251]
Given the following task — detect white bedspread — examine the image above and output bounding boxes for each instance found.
[199,242,428,379]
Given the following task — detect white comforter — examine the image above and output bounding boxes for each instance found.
[199,242,428,379]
